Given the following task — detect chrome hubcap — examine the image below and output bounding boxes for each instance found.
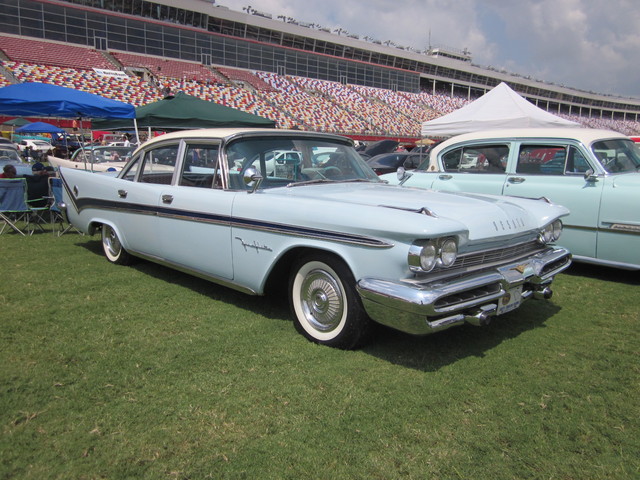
[104,227,120,256]
[300,269,344,332]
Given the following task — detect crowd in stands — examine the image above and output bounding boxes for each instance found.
[1,34,640,137]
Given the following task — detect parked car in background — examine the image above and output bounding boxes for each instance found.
[60,128,571,349]
[0,137,17,148]
[384,128,640,270]
[50,132,86,158]
[357,139,399,159]
[17,138,53,160]
[366,152,425,175]
[0,145,32,175]
[230,149,303,176]
[48,145,135,172]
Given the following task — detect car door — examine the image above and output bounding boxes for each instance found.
[429,143,511,195]
[110,148,169,259]
[156,141,235,280]
[503,143,602,260]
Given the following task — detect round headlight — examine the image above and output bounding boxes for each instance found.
[552,219,563,241]
[542,224,554,244]
[420,242,437,271]
[439,238,458,267]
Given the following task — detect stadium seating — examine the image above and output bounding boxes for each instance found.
[4,61,161,106]
[112,52,226,84]
[216,67,275,91]
[0,34,114,70]
[1,34,639,137]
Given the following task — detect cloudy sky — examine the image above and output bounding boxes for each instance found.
[216,0,640,98]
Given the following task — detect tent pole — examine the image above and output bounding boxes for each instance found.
[134,118,140,144]
[78,117,90,172]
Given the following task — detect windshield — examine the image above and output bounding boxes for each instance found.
[592,139,640,173]
[226,136,380,189]
[73,146,134,164]
[0,148,21,162]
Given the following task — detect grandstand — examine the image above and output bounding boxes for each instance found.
[1,0,640,138]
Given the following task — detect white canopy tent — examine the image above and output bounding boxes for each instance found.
[421,82,581,137]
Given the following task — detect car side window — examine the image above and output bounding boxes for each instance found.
[566,146,591,174]
[517,145,567,175]
[179,144,221,188]
[442,148,462,171]
[140,145,178,185]
[121,152,143,181]
[442,145,509,173]
[516,144,589,175]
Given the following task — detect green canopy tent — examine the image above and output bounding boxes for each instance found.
[2,117,31,127]
[92,92,276,131]
[2,117,31,137]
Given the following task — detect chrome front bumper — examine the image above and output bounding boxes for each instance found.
[356,246,571,335]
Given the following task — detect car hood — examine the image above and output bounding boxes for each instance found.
[262,182,567,241]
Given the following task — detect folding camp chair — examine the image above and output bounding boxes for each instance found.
[0,178,41,235]
[48,176,81,236]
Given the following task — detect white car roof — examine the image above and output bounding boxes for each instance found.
[140,128,349,149]
[430,128,628,158]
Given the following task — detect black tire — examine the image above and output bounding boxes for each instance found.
[101,224,134,265]
[289,253,371,349]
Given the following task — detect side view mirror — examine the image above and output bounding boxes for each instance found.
[243,166,263,193]
[396,166,413,185]
[583,169,598,183]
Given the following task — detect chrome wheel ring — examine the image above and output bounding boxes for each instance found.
[299,268,345,333]
[103,225,121,260]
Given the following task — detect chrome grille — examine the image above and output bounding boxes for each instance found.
[453,240,543,270]
[434,283,502,310]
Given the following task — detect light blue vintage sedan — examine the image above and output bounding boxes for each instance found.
[385,128,640,270]
[59,128,571,349]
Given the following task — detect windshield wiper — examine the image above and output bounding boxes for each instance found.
[287,178,337,187]
[338,178,377,183]
[287,178,375,187]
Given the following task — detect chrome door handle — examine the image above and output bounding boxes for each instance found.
[438,174,453,180]
[117,189,128,198]
[162,194,173,204]
[508,177,525,184]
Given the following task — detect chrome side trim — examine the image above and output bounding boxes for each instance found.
[565,223,640,236]
[131,250,258,295]
[63,191,392,249]
[609,223,640,234]
[571,254,640,271]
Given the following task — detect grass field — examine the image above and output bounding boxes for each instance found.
[1,231,638,479]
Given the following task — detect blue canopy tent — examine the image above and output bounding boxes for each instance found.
[0,83,137,162]
[0,83,135,120]
[16,121,65,134]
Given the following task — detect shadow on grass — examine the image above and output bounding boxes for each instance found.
[77,238,290,317]
[363,299,561,371]
[78,238,562,371]
[563,262,640,285]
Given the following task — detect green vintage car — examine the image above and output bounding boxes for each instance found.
[384,128,640,270]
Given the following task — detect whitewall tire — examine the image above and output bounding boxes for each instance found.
[101,224,133,265]
[289,253,371,349]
